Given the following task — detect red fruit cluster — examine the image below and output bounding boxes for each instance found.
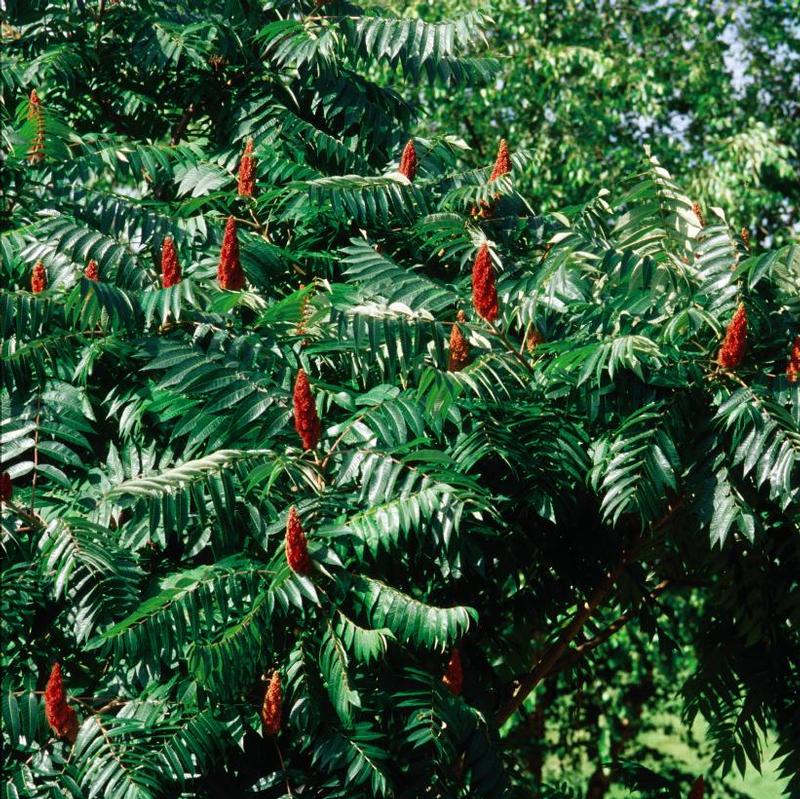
[217,217,245,290]
[85,259,100,281]
[161,237,182,288]
[0,472,11,503]
[717,303,747,368]
[442,649,463,696]
[237,138,256,198]
[44,663,79,743]
[31,261,47,293]
[740,227,750,251]
[293,369,321,450]
[399,140,418,181]
[296,284,314,339]
[261,671,282,736]
[489,138,511,182]
[448,310,470,372]
[688,775,704,799]
[471,243,498,322]
[27,88,41,119]
[692,202,705,228]
[473,138,512,219]
[786,336,800,384]
[526,327,544,353]
[28,89,45,164]
[285,506,310,574]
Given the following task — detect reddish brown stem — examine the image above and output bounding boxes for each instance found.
[171,103,195,146]
[494,559,628,727]
[494,500,684,727]
[273,738,293,796]
[30,391,41,514]
[546,579,671,677]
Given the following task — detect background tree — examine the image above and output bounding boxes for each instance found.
[1,2,799,799]
[405,0,800,247]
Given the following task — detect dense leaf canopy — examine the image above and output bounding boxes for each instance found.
[1,2,798,798]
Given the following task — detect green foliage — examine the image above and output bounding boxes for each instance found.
[408,0,800,248]
[1,2,798,799]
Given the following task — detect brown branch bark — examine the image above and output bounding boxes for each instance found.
[171,103,196,146]
[30,391,42,514]
[494,558,628,727]
[488,321,537,377]
[546,579,671,677]
[6,502,46,529]
[273,738,294,797]
[494,499,685,727]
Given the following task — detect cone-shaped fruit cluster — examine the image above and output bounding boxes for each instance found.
[44,663,79,742]
[786,336,800,383]
[717,303,747,368]
[27,88,41,119]
[28,89,45,164]
[161,237,182,288]
[285,506,310,574]
[526,327,544,353]
[31,261,47,293]
[472,243,498,322]
[442,649,463,696]
[399,140,418,181]
[85,260,100,281]
[473,139,512,219]
[293,369,321,450]
[261,671,282,735]
[740,227,750,251]
[448,311,469,372]
[692,202,705,228]
[489,138,511,181]
[217,216,245,290]
[237,138,256,197]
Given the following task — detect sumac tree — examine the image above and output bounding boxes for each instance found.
[1,2,798,798]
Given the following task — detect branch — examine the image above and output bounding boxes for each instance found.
[273,738,294,797]
[171,103,196,146]
[4,501,46,529]
[546,579,671,677]
[494,558,628,727]
[30,390,42,515]
[487,321,537,377]
[462,115,485,158]
[494,499,686,727]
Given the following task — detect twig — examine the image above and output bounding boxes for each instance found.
[5,501,46,528]
[249,207,266,237]
[30,390,42,514]
[462,115,484,158]
[487,321,537,376]
[494,558,628,727]
[170,103,196,146]
[93,698,128,715]
[494,500,685,726]
[95,0,106,47]
[273,738,294,797]
[546,579,671,677]
[319,417,362,471]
